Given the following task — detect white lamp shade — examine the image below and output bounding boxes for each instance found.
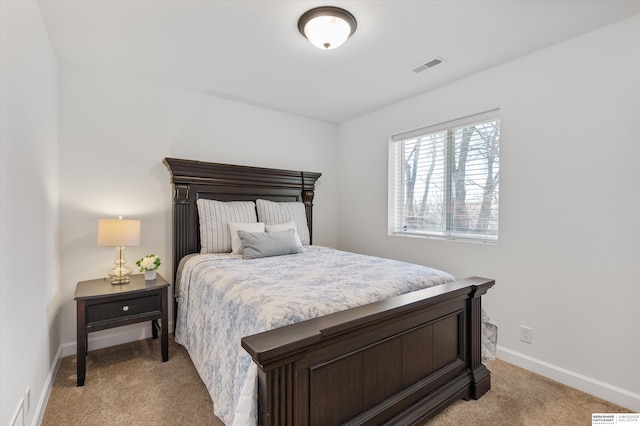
[303,15,352,50]
[97,218,141,247]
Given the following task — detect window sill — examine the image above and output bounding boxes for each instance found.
[389,231,498,245]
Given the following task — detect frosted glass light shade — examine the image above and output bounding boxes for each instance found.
[298,7,357,50]
[303,15,351,50]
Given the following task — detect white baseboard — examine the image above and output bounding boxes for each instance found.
[497,345,640,412]
[61,321,174,357]
[32,345,62,426]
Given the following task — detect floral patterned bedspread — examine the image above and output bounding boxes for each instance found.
[174,246,497,425]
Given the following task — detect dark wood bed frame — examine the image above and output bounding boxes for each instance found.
[164,157,494,426]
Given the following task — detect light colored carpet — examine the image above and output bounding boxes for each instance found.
[42,336,629,425]
[43,336,221,426]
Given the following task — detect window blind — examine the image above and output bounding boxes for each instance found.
[388,109,500,243]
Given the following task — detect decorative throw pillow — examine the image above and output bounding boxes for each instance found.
[256,199,310,245]
[265,221,303,249]
[238,229,303,259]
[196,199,257,253]
[228,222,265,254]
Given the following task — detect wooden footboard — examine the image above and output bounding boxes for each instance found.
[242,276,494,426]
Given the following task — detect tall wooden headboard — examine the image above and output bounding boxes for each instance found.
[163,158,322,283]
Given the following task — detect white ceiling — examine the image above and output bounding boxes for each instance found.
[37,0,640,123]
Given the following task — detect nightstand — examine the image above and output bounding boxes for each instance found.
[74,273,169,386]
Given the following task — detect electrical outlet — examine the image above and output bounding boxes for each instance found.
[25,386,30,413]
[520,325,533,344]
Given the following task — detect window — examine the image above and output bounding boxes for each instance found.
[389,110,500,243]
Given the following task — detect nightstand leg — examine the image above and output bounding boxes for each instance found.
[76,300,87,386]
[152,319,159,339]
[161,287,168,362]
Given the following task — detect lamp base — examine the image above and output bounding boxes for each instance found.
[108,274,131,285]
[107,246,133,285]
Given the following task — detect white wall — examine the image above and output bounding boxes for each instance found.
[57,65,339,350]
[338,16,640,410]
[0,2,60,425]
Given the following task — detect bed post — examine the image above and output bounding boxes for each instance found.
[172,184,191,277]
[466,279,494,399]
[302,189,314,245]
[300,170,319,245]
[170,183,192,325]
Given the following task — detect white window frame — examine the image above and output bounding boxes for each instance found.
[388,109,500,244]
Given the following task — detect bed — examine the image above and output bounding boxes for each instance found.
[163,157,496,426]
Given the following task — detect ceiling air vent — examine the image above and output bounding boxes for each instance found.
[411,57,444,73]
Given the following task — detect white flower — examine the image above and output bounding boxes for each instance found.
[136,254,161,272]
[141,257,156,269]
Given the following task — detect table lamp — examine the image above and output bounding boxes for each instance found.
[97,216,141,284]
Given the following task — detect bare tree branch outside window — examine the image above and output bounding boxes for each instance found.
[391,116,499,242]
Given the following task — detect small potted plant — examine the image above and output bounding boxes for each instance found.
[136,254,161,280]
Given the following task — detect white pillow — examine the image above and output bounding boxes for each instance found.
[265,221,302,249]
[196,199,257,253]
[228,222,265,254]
[256,199,310,245]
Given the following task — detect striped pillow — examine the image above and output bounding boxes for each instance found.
[196,199,257,253]
[256,199,310,246]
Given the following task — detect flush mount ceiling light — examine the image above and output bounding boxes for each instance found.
[298,6,357,50]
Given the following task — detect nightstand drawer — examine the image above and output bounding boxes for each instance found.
[87,294,161,324]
